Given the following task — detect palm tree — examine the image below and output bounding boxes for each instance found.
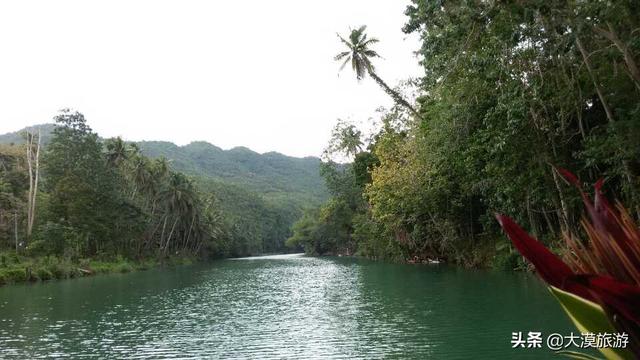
[105,137,130,167]
[152,157,170,180]
[139,157,168,214]
[157,172,198,253]
[129,155,151,200]
[335,25,420,118]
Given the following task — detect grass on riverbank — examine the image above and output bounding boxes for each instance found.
[0,252,195,286]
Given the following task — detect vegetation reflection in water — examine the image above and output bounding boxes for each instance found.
[0,254,574,359]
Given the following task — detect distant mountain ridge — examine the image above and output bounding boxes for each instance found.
[0,124,329,206]
[137,140,328,204]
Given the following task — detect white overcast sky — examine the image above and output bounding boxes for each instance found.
[0,0,422,157]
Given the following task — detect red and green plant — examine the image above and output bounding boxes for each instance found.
[496,169,639,359]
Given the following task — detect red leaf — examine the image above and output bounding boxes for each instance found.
[561,172,637,271]
[572,275,640,325]
[556,167,581,188]
[496,214,575,287]
[588,179,638,269]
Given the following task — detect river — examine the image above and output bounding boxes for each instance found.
[0,254,575,358]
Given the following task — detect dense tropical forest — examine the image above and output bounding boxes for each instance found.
[287,1,640,268]
[0,111,327,283]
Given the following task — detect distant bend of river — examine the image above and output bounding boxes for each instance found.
[0,254,574,359]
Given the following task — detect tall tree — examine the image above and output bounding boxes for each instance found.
[25,130,40,240]
[42,110,134,255]
[335,25,420,118]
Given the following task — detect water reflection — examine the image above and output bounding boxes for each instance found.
[0,254,573,358]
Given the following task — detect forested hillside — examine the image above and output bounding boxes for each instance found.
[0,112,228,284]
[137,141,328,205]
[0,117,330,281]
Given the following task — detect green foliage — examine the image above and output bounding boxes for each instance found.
[300,1,639,267]
[30,222,82,257]
[1,123,329,263]
[42,110,139,256]
[393,0,639,264]
[287,122,368,256]
[0,110,256,282]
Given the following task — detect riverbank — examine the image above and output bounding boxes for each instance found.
[0,252,196,286]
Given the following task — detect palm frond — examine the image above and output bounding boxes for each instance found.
[361,56,375,73]
[334,51,350,61]
[350,25,367,45]
[362,37,380,46]
[363,50,381,58]
[339,55,351,72]
[337,34,352,49]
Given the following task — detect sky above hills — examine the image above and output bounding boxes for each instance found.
[0,0,422,158]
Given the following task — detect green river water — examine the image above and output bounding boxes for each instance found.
[0,254,576,359]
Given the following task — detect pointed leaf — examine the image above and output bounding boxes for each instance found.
[496,215,574,286]
[586,276,640,324]
[550,286,634,360]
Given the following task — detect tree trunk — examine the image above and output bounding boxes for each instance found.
[526,192,538,238]
[551,168,571,232]
[367,70,421,119]
[25,130,41,240]
[576,37,615,124]
[29,131,40,238]
[184,214,196,251]
[164,217,179,255]
[542,208,556,237]
[159,216,168,251]
[14,211,18,252]
[26,133,33,240]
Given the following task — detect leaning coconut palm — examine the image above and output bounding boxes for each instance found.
[335,25,420,118]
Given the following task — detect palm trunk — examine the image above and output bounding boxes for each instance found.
[159,216,168,251]
[367,70,421,119]
[184,214,195,251]
[164,217,179,254]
